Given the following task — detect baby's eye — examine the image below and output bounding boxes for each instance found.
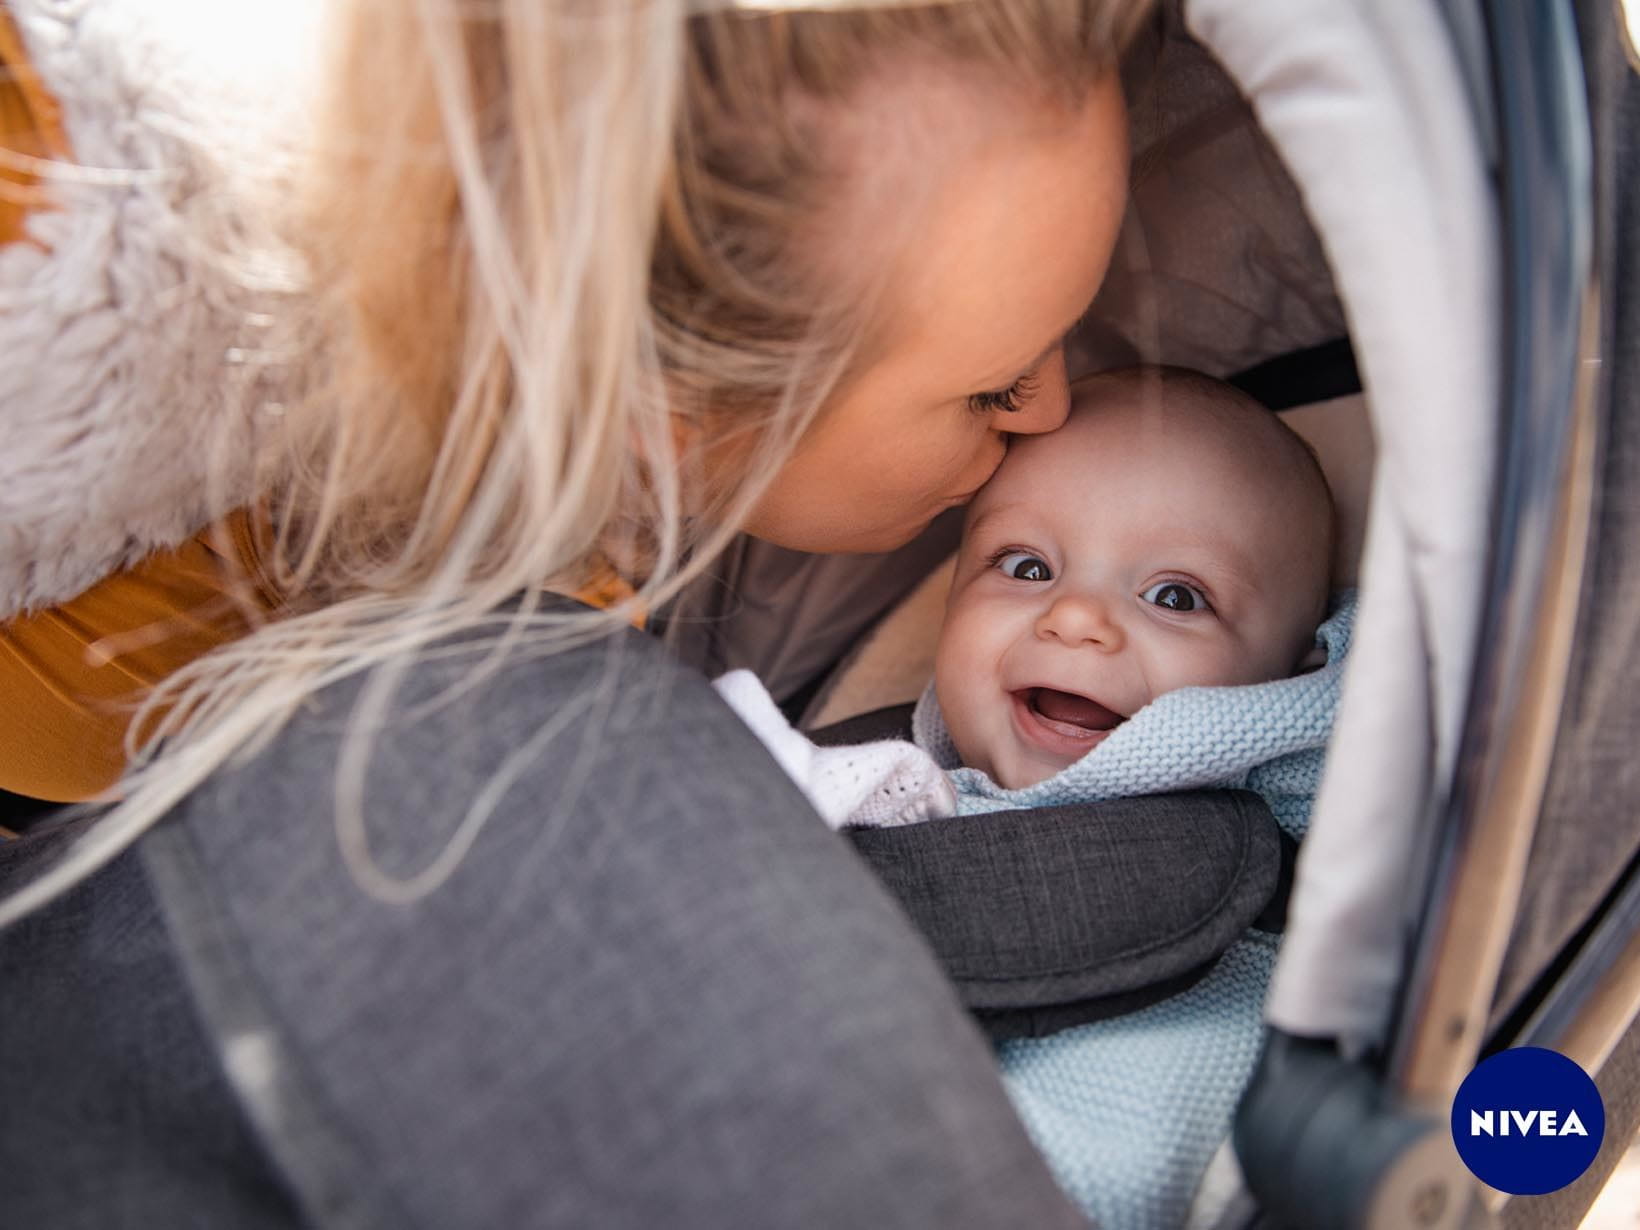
[1141,580,1209,612]
[995,551,1052,582]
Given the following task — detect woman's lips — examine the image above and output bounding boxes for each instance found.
[1008,687,1124,760]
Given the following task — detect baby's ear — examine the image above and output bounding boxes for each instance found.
[1295,640,1329,675]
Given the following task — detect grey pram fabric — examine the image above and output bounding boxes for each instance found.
[0,813,303,1230]
[1070,1,1347,381]
[811,705,1292,1042]
[1492,0,1640,1032]
[0,610,1087,1229]
[847,788,1285,1040]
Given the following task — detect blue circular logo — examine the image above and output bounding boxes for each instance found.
[1450,1047,1605,1195]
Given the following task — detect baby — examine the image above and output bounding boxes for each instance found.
[934,364,1332,794]
[715,364,1352,1230]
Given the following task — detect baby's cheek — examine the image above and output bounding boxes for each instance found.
[933,591,1016,769]
[933,662,984,767]
[943,702,995,781]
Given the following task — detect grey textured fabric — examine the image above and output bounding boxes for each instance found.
[1492,0,1640,1030]
[113,614,1085,1230]
[1067,1,1346,381]
[810,701,922,747]
[847,790,1282,1040]
[814,705,1290,1038]
[0,814,302,1230]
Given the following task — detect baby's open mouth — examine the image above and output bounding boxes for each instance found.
[1009,687,1127,759]
[1024,687,1126,735]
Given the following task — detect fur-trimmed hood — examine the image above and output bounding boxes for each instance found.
[0,0,325,617]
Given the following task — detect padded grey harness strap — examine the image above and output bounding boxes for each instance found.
[818,705,1288,1040]
[848,791,1283,1041]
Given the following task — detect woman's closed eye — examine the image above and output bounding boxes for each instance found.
[968,372,1039,416]
[990,549,1052,582]
[1141,579,1210,612]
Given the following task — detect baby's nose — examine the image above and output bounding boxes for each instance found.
[1035,592,1125,652]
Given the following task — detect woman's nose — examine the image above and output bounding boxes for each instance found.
[1035,590,1125,652]
[992,347,1071,437]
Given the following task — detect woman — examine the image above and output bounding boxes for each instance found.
[1,1,1140,1224]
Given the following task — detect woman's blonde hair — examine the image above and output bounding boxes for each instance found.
[2,0,1148,922]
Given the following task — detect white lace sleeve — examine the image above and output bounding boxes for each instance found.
[712,670,956,829]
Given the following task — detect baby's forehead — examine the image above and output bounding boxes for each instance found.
[970,393,1325,544]
[1046,378,1317,488]
[988,389,1266,489]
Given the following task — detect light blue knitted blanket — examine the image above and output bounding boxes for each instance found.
[910,593,1355,1229]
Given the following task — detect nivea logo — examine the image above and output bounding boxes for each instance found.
[1468,1109,1589,1137]
[1451,1048,1604,1195]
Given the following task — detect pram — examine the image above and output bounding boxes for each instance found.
[793,1,1638,1226]
[0,0,1634,1226]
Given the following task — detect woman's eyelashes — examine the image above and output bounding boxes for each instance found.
[1141,579,1211,613]
[968,371,1040,416]
[989,548,1052,581]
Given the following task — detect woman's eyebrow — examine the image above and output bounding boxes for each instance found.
[1009,340,1059,382]
[968,348,1049,394]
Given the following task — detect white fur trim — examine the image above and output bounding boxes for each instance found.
[0,0,324,614]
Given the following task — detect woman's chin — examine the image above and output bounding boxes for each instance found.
[856,522,934,554]
[745,517,932,555]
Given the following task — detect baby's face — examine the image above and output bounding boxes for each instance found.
[934,385,1329,790]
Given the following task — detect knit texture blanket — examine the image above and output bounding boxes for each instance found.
[912,592,1355,1229]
